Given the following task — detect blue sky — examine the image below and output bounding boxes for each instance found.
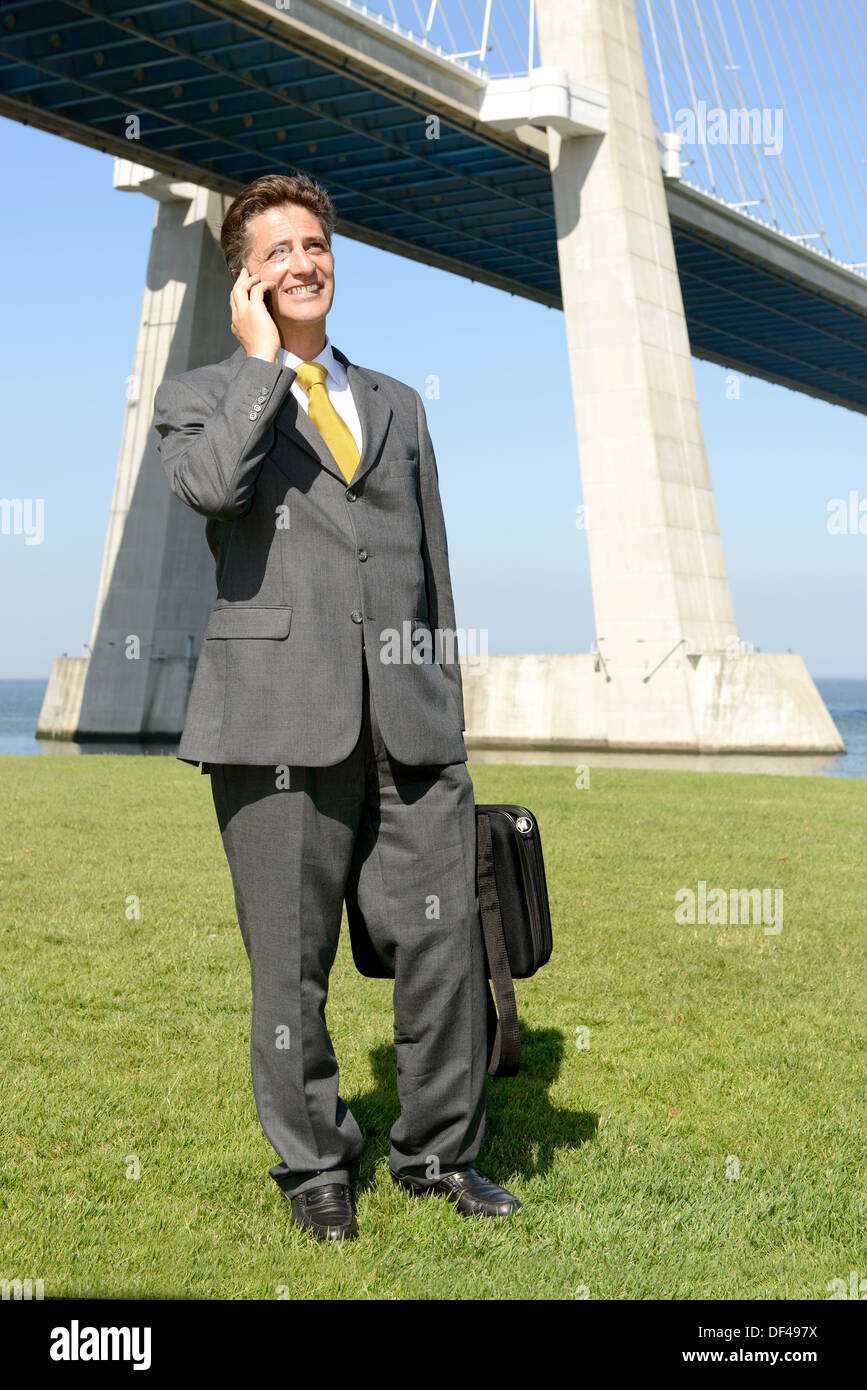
[1,118,865,679]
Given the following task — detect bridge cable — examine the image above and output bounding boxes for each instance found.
[787,0,864,262]
[759,0,838,255]
[805,0,867,263]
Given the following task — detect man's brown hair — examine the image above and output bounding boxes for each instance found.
[221,172,337,273]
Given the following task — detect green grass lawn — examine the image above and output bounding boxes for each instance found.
[1,755,865,1300]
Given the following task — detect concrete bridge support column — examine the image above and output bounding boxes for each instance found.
[530,0,842,752]
[37,161,234,742]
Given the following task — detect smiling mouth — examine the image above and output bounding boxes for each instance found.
[284,283,323,296]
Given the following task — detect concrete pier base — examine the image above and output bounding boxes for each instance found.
[461,652,843,754]
[37,657,90,741]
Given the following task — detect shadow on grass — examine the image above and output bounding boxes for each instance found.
[348,1026,598,1191]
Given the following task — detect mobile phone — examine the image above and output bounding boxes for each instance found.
[231,268,273,314]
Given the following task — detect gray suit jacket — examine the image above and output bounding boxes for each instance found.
[153,344,467,769]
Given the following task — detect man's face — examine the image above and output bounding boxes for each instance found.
[243,203,335,329]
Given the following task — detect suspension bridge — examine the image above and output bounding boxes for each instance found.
[3,0,860,752]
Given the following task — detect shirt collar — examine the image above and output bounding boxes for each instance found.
[279,335,344,387]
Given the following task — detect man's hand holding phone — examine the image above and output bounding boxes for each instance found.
[230,266,281,363]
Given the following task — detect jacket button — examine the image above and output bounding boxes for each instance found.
[350,610,363,624]
[358,549,368,562]
[345,488,356,502]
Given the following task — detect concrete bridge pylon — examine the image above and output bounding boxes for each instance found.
[38,164,233,744]
[526,0,842,753]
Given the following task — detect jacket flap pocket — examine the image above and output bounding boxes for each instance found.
[205,606,293,639]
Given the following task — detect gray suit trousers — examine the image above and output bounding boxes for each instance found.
[209,652,488,1199]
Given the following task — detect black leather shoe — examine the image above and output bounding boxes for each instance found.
[289,1182,357,1241]
[391,1165,522,1217]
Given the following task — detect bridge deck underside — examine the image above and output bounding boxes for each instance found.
[671,223,867,416]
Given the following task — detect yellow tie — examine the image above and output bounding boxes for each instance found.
[293,361,360,484]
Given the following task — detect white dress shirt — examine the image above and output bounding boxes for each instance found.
[253,335,363,454]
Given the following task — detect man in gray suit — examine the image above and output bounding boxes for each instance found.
[153,172,521,1240]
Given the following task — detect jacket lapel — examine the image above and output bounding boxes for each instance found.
[268,344,393,488]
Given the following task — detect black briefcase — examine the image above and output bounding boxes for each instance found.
[345,803,553,1078]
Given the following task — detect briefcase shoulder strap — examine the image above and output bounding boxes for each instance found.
[477,811,521,1077]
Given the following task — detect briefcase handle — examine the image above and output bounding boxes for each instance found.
[477,811,521,1077]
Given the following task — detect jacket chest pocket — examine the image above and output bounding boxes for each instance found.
[205,606,293,640]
